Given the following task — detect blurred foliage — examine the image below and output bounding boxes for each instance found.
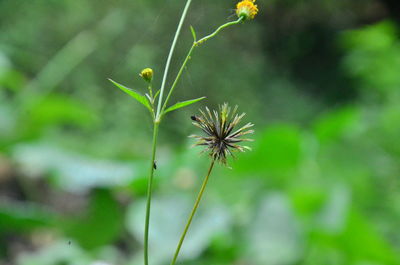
[1,0,400,265]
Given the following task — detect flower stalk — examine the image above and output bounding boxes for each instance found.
[170,103,254,264]
[195,16,244,46]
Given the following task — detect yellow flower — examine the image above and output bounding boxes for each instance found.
[139,68,153,82]
[236,0,258,20]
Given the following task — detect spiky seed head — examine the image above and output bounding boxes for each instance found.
[190,103,254,165]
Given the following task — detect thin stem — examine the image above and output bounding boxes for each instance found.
[144,122,159,265]
[170,159,216,265]
[160,17,244,118]
[160,43,196,117]
[196,17,243,45]
[147,84,156,121]
[148,83,153,100]
[156,0,193,121]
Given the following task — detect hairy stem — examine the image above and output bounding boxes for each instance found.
[160,17,244,117]
[170,159,216,265]
[144,122,159,265]
[156,0,193,121]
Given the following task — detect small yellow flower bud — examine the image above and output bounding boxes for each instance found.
[236,0,258,20]
[139,68,154,82]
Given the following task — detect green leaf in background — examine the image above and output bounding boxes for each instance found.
[341,21,400,94]
[12,144,137,193]
[0,203,55,234]
[62,189,123,250]
[163,97,206,115]
[126,196,231,264]
[108,78,152,112]
[246,193,302,265]
[16,240,97,265]
[313,106,361,143]
[339,210,400,264]
[28,95,98,129]
[235,125,302,179]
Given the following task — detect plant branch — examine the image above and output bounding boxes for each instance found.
[160,43,196,117]
[160,17,244,118]
[156,0,193,121]
[169,159,216,265]
[196,17,243,45]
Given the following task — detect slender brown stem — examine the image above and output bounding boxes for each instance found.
[169,159,216,265]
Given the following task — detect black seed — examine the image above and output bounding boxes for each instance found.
[191,115,197,121]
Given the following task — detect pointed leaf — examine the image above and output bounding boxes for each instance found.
[190,26,197,42]
[108,79,152,112]
[164,97,206,115]
[154,89,160,100]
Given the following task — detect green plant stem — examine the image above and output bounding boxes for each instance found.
[196,16,243,45]
[148,83,153,100]
[160,17,244,117]
[156,0,193,121]
[170,159,216,265]
[144,121,159,265]
[160,43,195,116]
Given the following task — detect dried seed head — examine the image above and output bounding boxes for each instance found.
[236,0,259,20]
[190,103,254,165]
[139,68,153,82]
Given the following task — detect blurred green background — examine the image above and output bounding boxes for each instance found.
[1,0,400,264]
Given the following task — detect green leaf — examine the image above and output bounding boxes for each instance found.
[29,95,98,129]
[62,189,123,250]
[190,26,197,41]
[163,97,206,115]
[154,89,160,100]
[0,203,55,234]
[108,78,152,112]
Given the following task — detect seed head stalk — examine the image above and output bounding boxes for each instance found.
[170,159,216,265]
[169,103,254,264]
